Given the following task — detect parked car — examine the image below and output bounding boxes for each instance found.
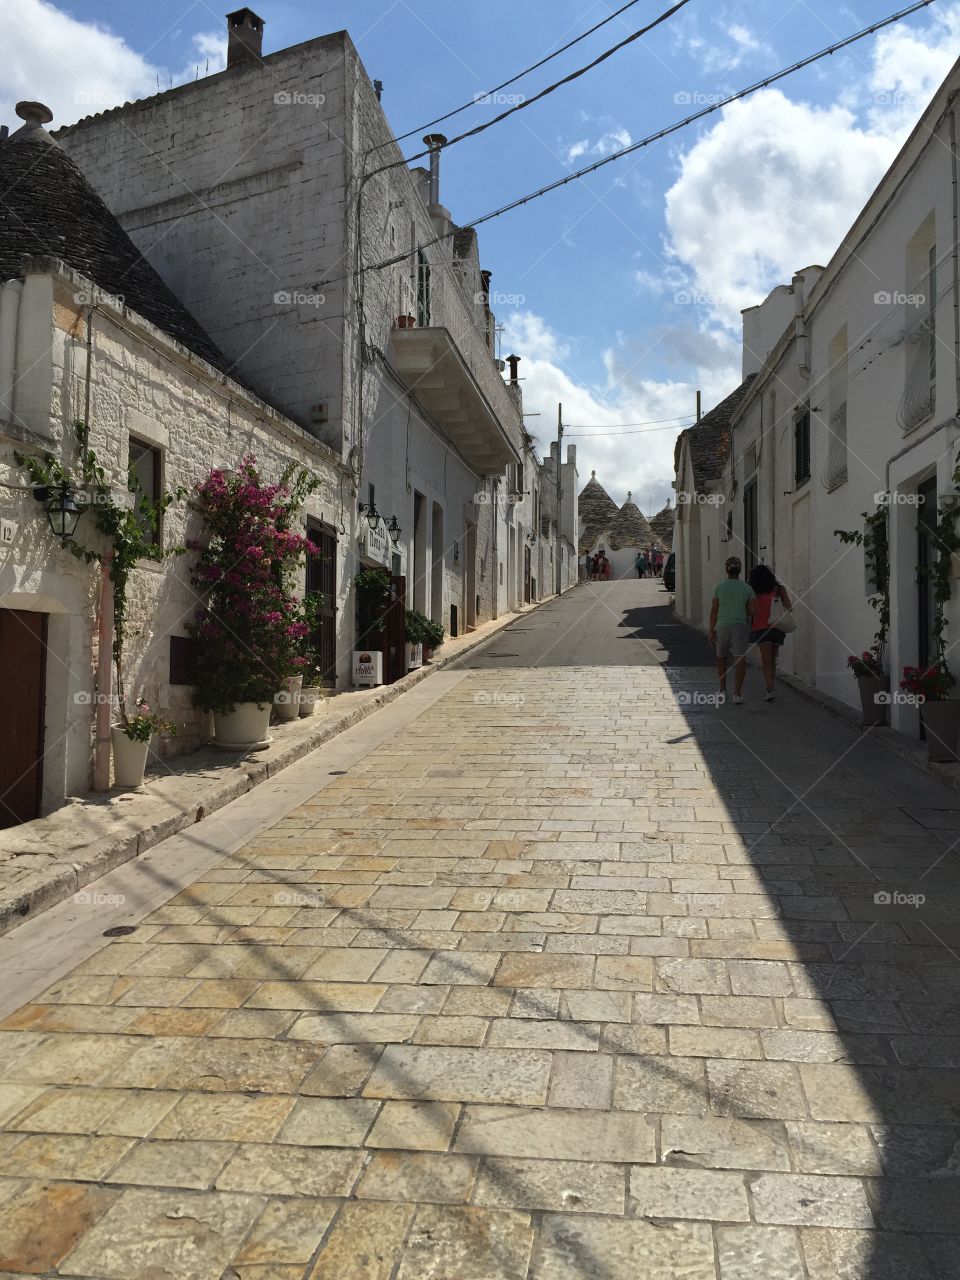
[662,552,676,591]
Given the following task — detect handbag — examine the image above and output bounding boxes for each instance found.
[768,589,797,634]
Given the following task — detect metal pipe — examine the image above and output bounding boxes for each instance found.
[422,134,447,205]
[950,103,960,416]
[93,552,114,791]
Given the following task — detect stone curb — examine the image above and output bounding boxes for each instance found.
[0,596,561,936]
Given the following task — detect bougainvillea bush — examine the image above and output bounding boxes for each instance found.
[188,457,319,713]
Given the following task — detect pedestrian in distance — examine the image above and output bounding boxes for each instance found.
[601,553,612,580]
[635,551,646,579]
[748,563,792,702]
[708,555,756,704]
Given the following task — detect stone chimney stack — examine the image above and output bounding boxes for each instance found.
[226,8,265,68]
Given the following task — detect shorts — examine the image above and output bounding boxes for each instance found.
[750,627,786,646]
[715,623,749,658]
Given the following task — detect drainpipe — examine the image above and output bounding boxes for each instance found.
[792,273,810,380]
[93,553,114,791]
[950,104,960,416]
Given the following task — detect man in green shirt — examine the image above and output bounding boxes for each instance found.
[708,556,756,704]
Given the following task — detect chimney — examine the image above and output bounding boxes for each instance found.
[226,8,265,68]
[373,79,384,102]
[506,354,520,385]
[10,101,56,145]
[422,134,447,207]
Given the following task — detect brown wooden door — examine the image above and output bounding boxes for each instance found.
[306,520,338,686]
[383,575,407,683]
[0,609,47,827]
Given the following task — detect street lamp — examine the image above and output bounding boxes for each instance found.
[358,501,380,533]
[34,482,82,540]
[387,514,401,544]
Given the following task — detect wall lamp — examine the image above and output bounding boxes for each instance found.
[358,501,380,533]
[33,482,82,541]
[387,514,402,544]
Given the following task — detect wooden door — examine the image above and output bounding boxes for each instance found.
[0,609,47,827]
[306,520,338,686]
[384,575,407,683]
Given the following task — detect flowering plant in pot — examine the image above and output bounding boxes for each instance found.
[188,457,318,749]
[847,647,888,726]
[404,608,432,669]
[112,699,176,788]
[421,615,445,660]
[901,663,959,762]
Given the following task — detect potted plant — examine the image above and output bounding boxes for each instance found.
[404,608,431,669]
[847,648,888,726]
[396,314,416,329]
[422,615,445,661]
[112,700,176,788]
[299,660,325,716]
[901,664,960,761]
[188,457,319,750]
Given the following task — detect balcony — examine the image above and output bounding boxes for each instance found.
[389,267,523,474]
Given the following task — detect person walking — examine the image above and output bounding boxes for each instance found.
[601,553,612,581]
[748,563,792,701]
[635,551,646,579]
[708,555,755,704]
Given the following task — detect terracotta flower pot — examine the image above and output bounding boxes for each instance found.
[857,674,889,726]
[213,702,272,751]
[111,726,150,788]
[922,698,960,762]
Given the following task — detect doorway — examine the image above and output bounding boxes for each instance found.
[431,502,444,622]
[917,476,938,669]
[0,609,47,827]
[743,479,759,572]
[465,523,477,629]
[524,544,532,604]
[306,520,338,686]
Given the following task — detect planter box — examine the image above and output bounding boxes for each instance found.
[922,699,960,762]
[213,702,272,751]
[111,726,150,788]
[352,650,383,688]
[405,642,423,671]
[857,674,889,726]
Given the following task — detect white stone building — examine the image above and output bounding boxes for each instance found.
[0,103,342,822]
[674,53,960,738]
[56,9,573,681]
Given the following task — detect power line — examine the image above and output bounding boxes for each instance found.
[365,0,692,181]
[566,421,695,437]
[383,0,683,149]
[347,0,937,281]
[567,414,695,428]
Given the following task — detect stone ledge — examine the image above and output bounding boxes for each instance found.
[0,596,565,935]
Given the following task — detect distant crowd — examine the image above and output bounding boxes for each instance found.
[583,548,665,581]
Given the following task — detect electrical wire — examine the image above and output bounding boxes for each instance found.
[383,0,660,147]
[343,0,937,284]
[365,0,693,180]
[566,414,695,428]
[566,420,695,437]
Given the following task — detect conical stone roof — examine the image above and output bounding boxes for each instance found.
[0,103,232,376]
[649,501,675,548]
[578,471,619,551]
[604,494,656,551]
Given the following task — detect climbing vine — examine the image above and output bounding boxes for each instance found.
[928,457,960,667]
[835,503,890,666]
[15,421,184,723]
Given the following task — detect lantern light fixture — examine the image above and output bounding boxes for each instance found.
[358,500,380,533]
[34,482,82,541]
[387,514,401,544]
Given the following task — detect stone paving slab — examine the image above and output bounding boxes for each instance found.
[0,582,957,1276]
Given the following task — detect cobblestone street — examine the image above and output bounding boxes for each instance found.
[1,581,960,1278]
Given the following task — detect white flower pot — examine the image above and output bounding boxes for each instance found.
[111,725,150,788]
[274,675,303,722]
[299,685,321,716]
[213,702,272,750]
[405,642,423,671]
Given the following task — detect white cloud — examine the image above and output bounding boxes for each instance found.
[562,123,632,166]
[662,3,960,332]
[2,0,228,131]
[502,311,737,514]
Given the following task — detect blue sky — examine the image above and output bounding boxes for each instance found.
[6,0,960,511]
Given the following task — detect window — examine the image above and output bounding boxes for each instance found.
[794,405,811,488]
[825,324,848,490]
[743,478,759,571]
[306,519,338,686]
[128,437,161,546]
[902,224,936,431]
